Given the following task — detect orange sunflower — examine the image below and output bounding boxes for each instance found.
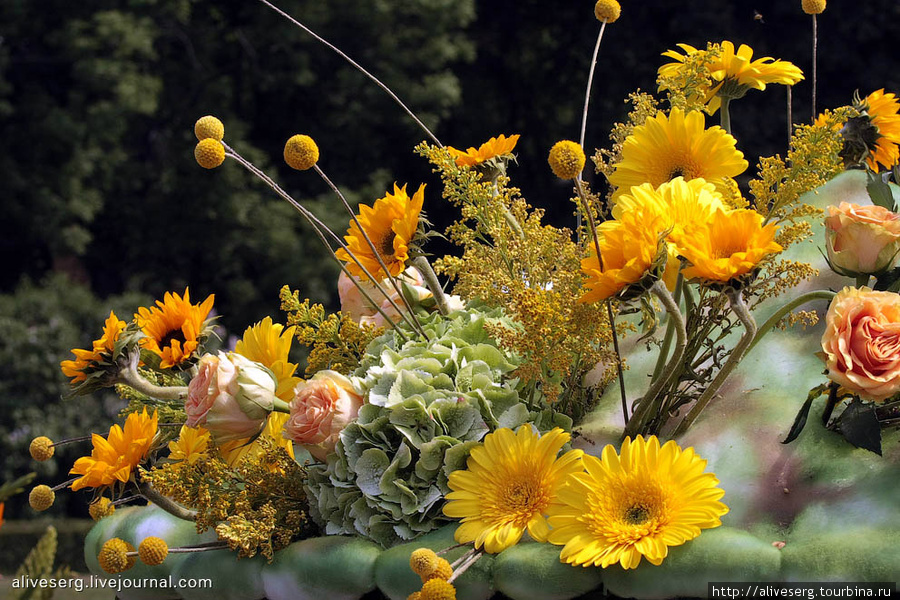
[336,183,424,280]
[861,89,900,171]
[135,289,214,369]
[60,311,127,384]
[70,408,159,491]
[447,134,520,167]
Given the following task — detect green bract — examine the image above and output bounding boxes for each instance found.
[306,306,570,548]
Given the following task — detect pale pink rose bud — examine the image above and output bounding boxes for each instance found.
[825,202,900,276]
[820,286,900,402]
[186,352,276,443]
[283,370,364,462]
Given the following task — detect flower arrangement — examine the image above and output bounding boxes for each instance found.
[14,1,900,599]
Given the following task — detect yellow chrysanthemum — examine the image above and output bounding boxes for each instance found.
[443,426,583,554]
[194,138,225,169]
[447,134,520,168]
[547,435,729,569]
[284,134,319,171]
[70,409,159,491]
[335,183,425,280]
[594,0,621,23]
[60,311,127,384]
[135,288,214,369]
[608,108,748,201]
[579,210,674,304]
[659,41,803,113]
[548,140,586,180]
[862,89,900,171]
[234,317,301,401]
[218,411,295,467]
[679,208,783,283]
[194,115,225,141]
[801,0,826,14]
[167,425,211,465]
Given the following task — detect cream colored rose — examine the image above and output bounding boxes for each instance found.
[283,370,364,462]
[825,202,900,276]
[821,286,900,402]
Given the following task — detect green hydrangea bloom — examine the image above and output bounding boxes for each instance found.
[305,306,570,547]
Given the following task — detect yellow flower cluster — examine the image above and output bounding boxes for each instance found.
[194,115,226,169]
[284,134,319,170]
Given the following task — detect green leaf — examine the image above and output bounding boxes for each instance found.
[866,171,895,211]
[873,267,900,293]
[837,399,882,455]
[783,384,827,444]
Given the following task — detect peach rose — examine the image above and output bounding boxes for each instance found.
[186,352,276,443]
[821,286,900,402]
[283,370,364,461]
[825,202,900,276]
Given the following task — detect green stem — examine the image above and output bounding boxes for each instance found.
[746,290,836,355]
[412,256,450,315]
[606,299,628,423]
[720,98,732,135]
[856,274,870,288]
[136,481,197,522]
[273,399,291,414]
[502,206,525,240]
[672,288,757,438]
[119,351,188,401]
[650,273,684,384]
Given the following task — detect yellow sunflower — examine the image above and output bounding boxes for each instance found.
[70,409,159,491]
[336,183,425,281]
[442,426,584,554]
[679,208,783,283]
[861,89,900,171]
[447,134,520,167]
[134,288,214,369]
[60,311,127,384]
[547,435,728,569]
[659,41,803,113]
[167,425,211,466]
[234,317,301,401]
[608,108,748,201]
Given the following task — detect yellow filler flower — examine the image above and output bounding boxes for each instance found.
[336,183,425,280]
[284,134,319,171]
[447,134,520,167]
[60,311,127,384]
[547,435,728,569]
[70,409,159,491]
[659,41,803,113]
[679,207,782,283]
[607,108,747,201]
[135,288,214,369]
[443,425,583,554]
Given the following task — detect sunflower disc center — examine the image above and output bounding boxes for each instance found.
[623,503,651,525]
[159,328,187,349]
[380,230,397,257]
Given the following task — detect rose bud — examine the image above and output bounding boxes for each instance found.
[825,202,900,277]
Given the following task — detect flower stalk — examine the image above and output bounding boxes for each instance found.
[119,351,188,401]
[412,256,451,315]
[136,480,197,522]
[746,289,836,355]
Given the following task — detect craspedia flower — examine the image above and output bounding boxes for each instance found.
[801,0,826,14]
[409,548,440,578]
[443,425,584,554]
[29,485,55,512]
[419,579,457,600]
[594,0,621,23]
[423,557,453,582]
[29,436,55,462]
[98,538,136,574]
[89,497,116,521]
[408,594,422,600]
[195,138,225,169]
[547,435,729,569]
[138,537,168,566]
[284,134,319,171]
[548,140,586,180]
[194,115,225,141]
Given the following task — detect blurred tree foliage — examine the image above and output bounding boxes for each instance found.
[0,0,897,520]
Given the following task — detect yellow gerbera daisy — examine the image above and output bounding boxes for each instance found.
[60,311,127,384]
[336,183,425,281]
[447,134,520,167]
[861,89,900,171]
[234,317,301,402]
[659,41,803,113]
[679,208,783,283]
[607,108,748,201]
[442,426,584,554]
[218,412,295,467]
[70,409,159,491]
[167,425,211,466]
[135,288,214,369]
[547,435,728,569]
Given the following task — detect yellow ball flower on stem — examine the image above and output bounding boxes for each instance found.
[29,485,55,512]
[284,134,319,170]
[419,579,457,600]
[594,0,620,23]
[548,140,586,180]
[138,537,169,566]
[409,548,439,578]
[194,115,225,141]
[99,538,136,574]
[30,436,55,462]
[422,557,453,582]
[801,0,826,14]
[443,426,583,554]
[547,435,728,570]
[89,497,116,521]
[194,138,225,169]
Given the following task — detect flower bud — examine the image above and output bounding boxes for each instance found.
[186,352,277,444]
[825,202,900,277]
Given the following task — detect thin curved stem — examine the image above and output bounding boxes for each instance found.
[624,281,687,439]
[136,480,197,522]
[811,14,818,121]
[672,288,757,438]
[579,20,608,150]
[650,272,684,384]
[256,0,441,147]
[448,548,485,584]
[746,290,835,355]
[119,351,188,401]
[720,97,732,135]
